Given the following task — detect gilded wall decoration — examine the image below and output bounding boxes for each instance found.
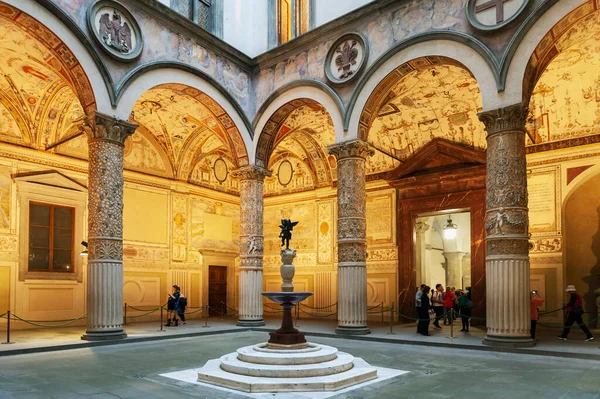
[190,197,239,249]
[527,166,561,234]
[366,193,394,244]
[529,236,562,253]
[171,193,188,261]
[317,201,333,264]
[189,154,239,194]
[361,58,486,175]
[263,202,316,254]
[264,155,315,197]
[0,167,11,230]
[527,10,600,146]
[0,234,17,252]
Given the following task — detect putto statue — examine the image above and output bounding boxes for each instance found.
[98,10,132,53]
[279,219,299,250]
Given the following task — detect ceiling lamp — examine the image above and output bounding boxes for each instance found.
[443,217,457,240]
[80,240,88,257]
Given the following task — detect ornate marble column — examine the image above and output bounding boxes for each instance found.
[478,103,534,347]
[82,112,137,341]
[328,139,374,335]
[414,221,430,286]
[234,166,271,327]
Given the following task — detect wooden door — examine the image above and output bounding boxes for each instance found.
[208,266,227,316]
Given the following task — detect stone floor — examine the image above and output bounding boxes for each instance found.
[0,331,599,399]
[1,316,598,361]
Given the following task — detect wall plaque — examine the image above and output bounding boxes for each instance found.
[466,0,529,31]
[325,33,368,85]
[88,0,143,62]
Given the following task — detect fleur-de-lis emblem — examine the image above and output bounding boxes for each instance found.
[335,40,359,79]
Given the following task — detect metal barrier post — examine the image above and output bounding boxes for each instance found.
[159,306,164,332]
[387,303,395,335]
[203,305,209,328]
[2,310,14,344]
[447,309,457,339]
[123,303,127,326]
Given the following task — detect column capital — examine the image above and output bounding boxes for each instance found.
[415,221,430,234]
[232,165,272,181]
[85,112,138,145]
[478,103,528,136]
[328,139,374,160]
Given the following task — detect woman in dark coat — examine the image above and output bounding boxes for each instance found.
[458,287,472,332]
[416,286,431,336]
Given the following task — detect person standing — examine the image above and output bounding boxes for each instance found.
[458,288,473,332]
[416,286,431,336]
[432,284,444,329]
[443,286,455,325]
[415,284,425,316]
[557,285,594,342]
[530,290,544,340]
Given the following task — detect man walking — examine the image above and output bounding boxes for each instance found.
[557,285,594,342]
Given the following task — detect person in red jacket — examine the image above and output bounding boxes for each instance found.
[557,285,593,341]
[443,286,455,325]
[530,290,544,340]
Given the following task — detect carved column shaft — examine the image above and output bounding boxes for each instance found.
[329,139,374,335]
[479,103,534,347]
[234,166,270,327]
[82,113,136,341]
[415,222,430,286]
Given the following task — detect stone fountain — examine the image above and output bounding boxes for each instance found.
[193,220,379,393]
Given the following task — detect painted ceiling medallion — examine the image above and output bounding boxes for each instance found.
[213,157,229,184]
[87,0,143,61]
[325,33,368,84]
[466,0,529,31]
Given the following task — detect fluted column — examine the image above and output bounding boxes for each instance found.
[82,112,137,341]
[478,103,534,347]
[329,139,374,335]
[234,166,271,326]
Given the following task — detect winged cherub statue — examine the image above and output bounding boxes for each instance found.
[279,219,299,250]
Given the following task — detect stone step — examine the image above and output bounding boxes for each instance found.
[197,357,378,393]
[236,343,338,365]
[220,351,355,378]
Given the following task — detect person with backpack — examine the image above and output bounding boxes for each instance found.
[557,285,593,341]
[165,291,176,327]
[458,288,473,332]
[169,285,187,326]
[443,286,455,325]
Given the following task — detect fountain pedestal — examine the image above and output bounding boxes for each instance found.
[262,292,312,347]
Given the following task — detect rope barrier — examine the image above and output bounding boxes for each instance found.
[11,313,87,328]
[298,307,337,318]
[537,317,600,329]
[126,303,167,312]
[298,302,338,311]
[124,308,161,319]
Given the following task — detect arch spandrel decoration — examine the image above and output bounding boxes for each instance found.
[0,3,96,119]
[359,56,487,175]
[524,1,600,148]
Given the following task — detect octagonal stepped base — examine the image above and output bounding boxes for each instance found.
[197,342,378,393]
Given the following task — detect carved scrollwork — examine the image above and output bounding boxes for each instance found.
[338,242,367,263]
[232,165,271,182]
[88,238,123,260]
[338,218,366,240]
[487,238,529,256]
[328,139,374,161]
[484,208,528,236]
[477,103,528,137]
[88,112,138,145]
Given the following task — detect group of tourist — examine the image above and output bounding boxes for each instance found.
[165,285,187,327]
[415,284,472,336]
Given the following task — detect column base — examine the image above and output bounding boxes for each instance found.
[482,334,535,348]
[335,325,370,335]
[81,329,127,341]
[237,319,265,327]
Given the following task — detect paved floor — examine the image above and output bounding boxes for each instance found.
[1,316,598,361]
[0,331,599,399]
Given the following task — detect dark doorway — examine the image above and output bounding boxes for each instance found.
[209,265,227,316]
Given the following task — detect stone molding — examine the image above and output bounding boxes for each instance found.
[477,103,528,137]
[328,139,374,160]
[86,112,138,145]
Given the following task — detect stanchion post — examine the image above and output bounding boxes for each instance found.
[159,306,164,332]
[447,309,457,339]
[381,302,384,324]
[123,303,127,326]
[387,303,395,335]
[2,310,14,344]
[203,305,209,328]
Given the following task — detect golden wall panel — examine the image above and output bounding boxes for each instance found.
[124,271,167,307]
[0,266,9,312]
[171,193,188,261]
[123,187,168,244]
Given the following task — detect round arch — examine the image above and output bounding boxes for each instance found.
[253,85,345,167]
[117,65,252,166]
[345,36,499,139]
[5,0,111,115]
[503,0,587,106]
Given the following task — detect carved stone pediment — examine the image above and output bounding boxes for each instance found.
[12,170,87,192]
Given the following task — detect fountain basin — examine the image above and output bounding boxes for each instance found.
[261,292,313,303]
